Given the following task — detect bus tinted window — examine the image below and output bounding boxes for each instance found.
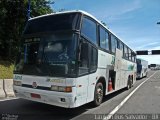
[24,13,79,34]
[129,49,132,60]
[90,46,98,71]
[120,42,124,56]
[100,27,106,49]
[79,42,89,75]
[111,35,117,53]
[131,51,135,62]
[81,17,97,44]
[105,31,109,50]
[117,39,120,49]
[124,46,128,59]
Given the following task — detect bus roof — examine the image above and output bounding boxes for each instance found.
[29,10,135,53]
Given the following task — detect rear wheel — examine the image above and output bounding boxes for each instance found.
[145,72,147,77]
[131,76,134,87]
[126,77,131,90]
[93,82,103,106]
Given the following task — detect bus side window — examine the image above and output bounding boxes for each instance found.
[131,51,133,62]
[90,46,98,72]
[105,31,109,51]
[129,49,132,61]
[81,17,97,45]
[78,41,89,75]
[120,42,124,57]
[117,39,120,49]
[111,35,117,54]
[124,45,128,59]
[100,27,106,49]
[99,26,109,51]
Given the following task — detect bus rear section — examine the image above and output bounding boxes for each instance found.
[136,59,148,79]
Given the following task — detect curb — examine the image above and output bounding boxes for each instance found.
[3,79,15,97]
[0,79,6,98]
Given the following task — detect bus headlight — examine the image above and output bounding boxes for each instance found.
[13,81,22,86]
[51,85,72,92]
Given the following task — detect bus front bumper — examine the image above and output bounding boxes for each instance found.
[13,86,76,108]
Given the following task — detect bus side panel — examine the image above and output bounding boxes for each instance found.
[114,49,122,90]
[75,75,89,107]
[98,50,114,95]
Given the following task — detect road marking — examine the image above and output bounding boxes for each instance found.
[0,97,19,102]
[103,71,157,120]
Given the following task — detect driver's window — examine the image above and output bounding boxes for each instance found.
[78,41,89,75]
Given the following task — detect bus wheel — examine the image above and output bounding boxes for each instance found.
[126,77,131,90]
[93,82,103,106]
[131,76,134,87]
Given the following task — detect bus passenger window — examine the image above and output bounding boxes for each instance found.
[111,35,117,53]
[129,49,132,60]
[81,17,97,45]
[124,46,129,59]
[100,27,106,49]
[78,42,89,75]
[105,32,109,51]
[90,46,98,71]
[120,42,124,57]
[99,26,109,51]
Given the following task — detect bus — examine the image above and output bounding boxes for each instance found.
[13,10,137,108]
[136,58,148,79]
[150,64,160,70]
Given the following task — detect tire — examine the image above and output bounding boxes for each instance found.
[145,72,147,77]
[93,82,103,106]
[131,76,134,87]
[126,77,131,90]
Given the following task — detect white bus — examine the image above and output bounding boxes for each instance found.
[136,58,148,79]
[150,64,160,70]
[13,10,137,108]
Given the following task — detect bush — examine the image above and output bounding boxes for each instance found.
[0,60,14,79]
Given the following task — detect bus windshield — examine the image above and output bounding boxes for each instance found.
[14,32,77,77]
[24,13,79,34]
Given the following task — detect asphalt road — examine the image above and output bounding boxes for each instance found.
[0,70,159,120]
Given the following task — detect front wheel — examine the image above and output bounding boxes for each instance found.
[93,82,103,106]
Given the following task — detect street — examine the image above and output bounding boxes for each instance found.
[0,70,160,120]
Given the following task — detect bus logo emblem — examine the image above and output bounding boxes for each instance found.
[32,82,37,88]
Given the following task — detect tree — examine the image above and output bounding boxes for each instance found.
[0,0,53,60]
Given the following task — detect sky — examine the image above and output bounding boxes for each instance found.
[50,0,160,64]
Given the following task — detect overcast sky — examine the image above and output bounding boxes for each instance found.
[51,0,160,64]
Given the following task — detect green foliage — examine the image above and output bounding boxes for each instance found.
[0,61,14,79]
[0,0,53,60]
[30,0,53,17]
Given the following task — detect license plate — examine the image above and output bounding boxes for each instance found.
[31,93,41,99]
